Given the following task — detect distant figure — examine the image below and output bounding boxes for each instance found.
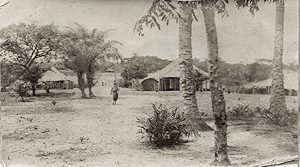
[110,82,119,105]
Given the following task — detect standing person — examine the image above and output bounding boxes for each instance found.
[110,82,119,105]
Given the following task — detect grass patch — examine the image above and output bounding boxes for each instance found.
[2,106,75,115]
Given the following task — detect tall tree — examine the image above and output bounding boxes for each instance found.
[234,0,288,123]
[60,24,122,98]
[0,22,60,95]
[202,4,230,165]
[269,0,287,120]
[135,0,213,132]
[178,2,213,131]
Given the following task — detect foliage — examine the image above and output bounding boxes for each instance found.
[121,61,148,81]
[137,103,198,147]
[133,0,180,36]
[0,58,17,87]
[193,58,297,87]
[133,0,229,36]
[0,22,60,78]
[122,54,171,73]
[261,108,297,127]
[234,0,278,16]
[59,23,122,98]
[13,83,30,102]
[22,66,48,95]
[227,104,258,119]
[118,79,132,88]
[60,23,122,73]
[228,103,297,127]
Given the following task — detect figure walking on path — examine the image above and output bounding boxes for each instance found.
[110,82,119,105]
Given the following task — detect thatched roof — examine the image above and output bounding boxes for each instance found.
[39,66,73,82]
[140,58,208,83]
[244,70,298,90]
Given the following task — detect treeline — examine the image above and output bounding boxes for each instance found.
[97,54,171,74]
[193,58,297,87]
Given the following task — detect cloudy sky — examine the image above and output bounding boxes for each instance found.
[0,0,298,64]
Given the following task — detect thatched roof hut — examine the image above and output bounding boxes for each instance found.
[140,58,208,91]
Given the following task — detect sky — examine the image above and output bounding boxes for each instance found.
[0,0,298,64]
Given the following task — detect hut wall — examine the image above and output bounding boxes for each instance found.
[141,78,158,91]
[159,77,179,91]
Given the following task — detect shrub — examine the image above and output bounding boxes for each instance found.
[227,104,256,119]
[260,108,297,126]
[228,103,297,127]
[137,103,196,147]
[14,84,30,102]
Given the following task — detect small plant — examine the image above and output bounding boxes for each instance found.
[137,103,197,147]
[227,104,256,119]
[260,108,297,126]
[14,84,30,102]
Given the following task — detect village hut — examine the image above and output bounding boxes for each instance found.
[140,58,208,91]
[243,70,298,96]
[39,66,75,89]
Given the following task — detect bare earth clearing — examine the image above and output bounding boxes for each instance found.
[1,84,298,167]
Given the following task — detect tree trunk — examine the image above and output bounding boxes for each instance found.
[179,4,213,131]
[269,0,287,121]
[31,84,36,96]
[87,69,95,98]
[202,6,230,165]
[77,71,87,98]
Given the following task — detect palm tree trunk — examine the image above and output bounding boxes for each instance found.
[179,4,212,131]
[77,71,87,98]
[202,6,230,165]
[87,71,95,98]
[269,0,287,120]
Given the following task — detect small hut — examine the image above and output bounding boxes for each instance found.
[39,66,75,89]
[140,58,208,91]
[243,70,297,96]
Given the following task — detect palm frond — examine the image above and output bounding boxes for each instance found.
[134,0,179,36]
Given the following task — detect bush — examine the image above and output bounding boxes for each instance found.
[227,104,257,119]
[118,79,131,88]
[14,84,30,102]
[137,103,196,147]
[260,108,297,126]
[228,104,297,127]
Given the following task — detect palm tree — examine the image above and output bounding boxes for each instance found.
[269,0,287,122]
[201,4,230,165]
[135,0,213,131]
[61,24,122,98]
[178,2,213,131]
[234,0,287,124]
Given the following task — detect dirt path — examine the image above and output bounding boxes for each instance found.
[2,86,297,167]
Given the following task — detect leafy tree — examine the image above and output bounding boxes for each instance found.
[60,23,122,98]
[122,54,171,73]
[0,22,60,91]
[22,66,47,96]
[121,60,148,89]
[245,61,273,82]
[0,58,16,88]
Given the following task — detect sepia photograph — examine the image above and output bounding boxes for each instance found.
[0,0,298,166]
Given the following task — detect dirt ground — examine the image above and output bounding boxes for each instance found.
[1,84,298,167]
